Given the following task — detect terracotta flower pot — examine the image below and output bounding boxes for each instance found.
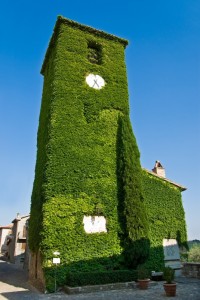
[138,279,150,290]
[163,283,177,297]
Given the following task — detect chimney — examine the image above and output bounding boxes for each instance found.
[16,213,21,220]
[152,161,166,178]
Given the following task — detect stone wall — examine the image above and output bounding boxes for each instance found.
[182,263,200,279]
[29,251,45,292]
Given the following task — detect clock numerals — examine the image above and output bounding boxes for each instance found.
[86,74,105,90]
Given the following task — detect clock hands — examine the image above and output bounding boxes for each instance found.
[93,77,99,88]
[86,74,105,89]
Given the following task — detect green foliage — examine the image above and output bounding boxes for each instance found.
[117,117,150,268]
[137,267,150,280]
[65,270,137,287]
[123,238,150,269]
[29,15,187,291]
[30,15,129,249]
[163,267,175,284]
[43,257,136,291]
[188,240,200,249]
[180,252,188,262]
[141,171,188,271]
[29,16,147,290]
[40,194,122,263]
[41,16,128,75]
[188,245,200,262]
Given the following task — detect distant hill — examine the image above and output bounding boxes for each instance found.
[188,239,200,249]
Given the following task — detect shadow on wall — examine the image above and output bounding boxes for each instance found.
[41,231,188,292]
[0,241,187,295]
[39,242,166,292]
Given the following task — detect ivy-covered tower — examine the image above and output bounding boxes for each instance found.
[29,16,148,290]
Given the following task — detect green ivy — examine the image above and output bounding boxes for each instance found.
[29,16,147,290]
[29,16,187,290]
[117,116,149,268]
[141,170,188,271]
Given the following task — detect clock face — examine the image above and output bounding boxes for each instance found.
[86,74,105,90]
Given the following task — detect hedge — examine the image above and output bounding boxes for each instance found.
[66,270,138,287]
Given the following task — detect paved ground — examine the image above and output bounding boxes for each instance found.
[0,260,200,299]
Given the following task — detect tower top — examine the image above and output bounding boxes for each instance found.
[41,16,128,75]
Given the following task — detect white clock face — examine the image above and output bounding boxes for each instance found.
[86,74,105,90]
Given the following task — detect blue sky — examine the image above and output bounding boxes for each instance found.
[0,1,199,240]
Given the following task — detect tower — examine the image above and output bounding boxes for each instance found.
[29,16,148,290]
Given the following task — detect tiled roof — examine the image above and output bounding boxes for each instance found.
[12,214,30,223]
[0,224,13,229]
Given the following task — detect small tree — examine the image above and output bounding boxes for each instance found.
[163,267,175,284]
[118,116,150,268]
[188,245,200,262]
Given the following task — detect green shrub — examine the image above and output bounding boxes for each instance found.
[137,267,150,280]
[163,267,175,284]
[180,252,188,262]
[188,245,200,262]
[66,270,138,287]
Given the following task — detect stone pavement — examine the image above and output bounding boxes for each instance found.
[0,260,200,299]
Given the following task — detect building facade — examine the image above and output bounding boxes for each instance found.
[8,214,29,265]
[29,17,187,291]
[0,224,12,256]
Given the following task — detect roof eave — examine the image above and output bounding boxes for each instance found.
[143,168,187,192]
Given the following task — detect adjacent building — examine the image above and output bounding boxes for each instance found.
[0,224,13,256]
[7,214,29,265]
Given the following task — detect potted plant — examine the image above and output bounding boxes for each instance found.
[137,267,150,289]
[163,266,177,297]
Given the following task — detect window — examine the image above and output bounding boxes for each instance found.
[21,242,26,250]
[23,225,26,238]
[88,41,102,64]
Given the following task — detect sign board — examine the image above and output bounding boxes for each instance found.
[83,216,107,233]
[53,257,60,264]
[163,239,180,261]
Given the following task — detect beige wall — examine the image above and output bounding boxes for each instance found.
[0,228,12,254]
[9,215,29,264]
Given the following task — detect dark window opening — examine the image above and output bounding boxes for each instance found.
[23,225,26,238]
[88,41,102,64]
